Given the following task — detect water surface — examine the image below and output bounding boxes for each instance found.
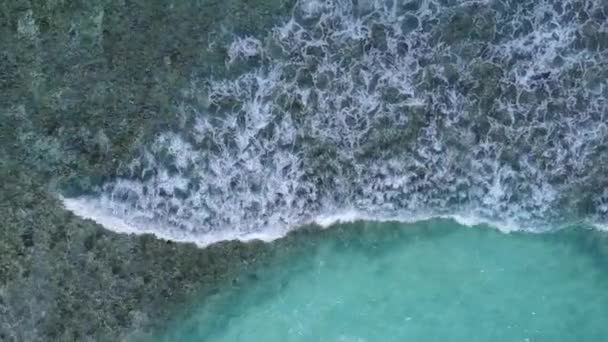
[62,0,608,245]
[161,219,608,341]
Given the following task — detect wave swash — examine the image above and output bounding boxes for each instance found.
[62,0,608,246]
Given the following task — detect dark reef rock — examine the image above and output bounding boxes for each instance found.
[0,0,294,340]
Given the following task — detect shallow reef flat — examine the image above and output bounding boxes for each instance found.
[1,0,294,340]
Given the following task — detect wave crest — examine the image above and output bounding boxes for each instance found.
[62,0,608,245]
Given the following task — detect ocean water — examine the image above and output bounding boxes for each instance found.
[159,219,608,341]
[52,0,608,338]
[60,0,608,245]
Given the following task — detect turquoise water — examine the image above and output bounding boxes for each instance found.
[160,219,608,341]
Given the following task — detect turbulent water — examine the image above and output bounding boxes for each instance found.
[159,219,608,341]
[62,0,608,245]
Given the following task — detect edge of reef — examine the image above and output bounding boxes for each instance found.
[1,169,279,341]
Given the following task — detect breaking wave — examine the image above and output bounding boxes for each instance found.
[62,0,608,246]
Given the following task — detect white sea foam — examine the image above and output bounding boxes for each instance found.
[63,194,529,247]
[227,37,263,64]
[311,210,525,233]
[62,196,288,246]
[61,0,608,246]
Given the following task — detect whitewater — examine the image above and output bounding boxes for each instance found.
[61,0,608,246]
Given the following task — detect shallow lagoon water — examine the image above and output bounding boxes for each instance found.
[160,219,608,341]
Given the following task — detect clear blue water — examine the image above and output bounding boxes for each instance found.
[160,219,608,341]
